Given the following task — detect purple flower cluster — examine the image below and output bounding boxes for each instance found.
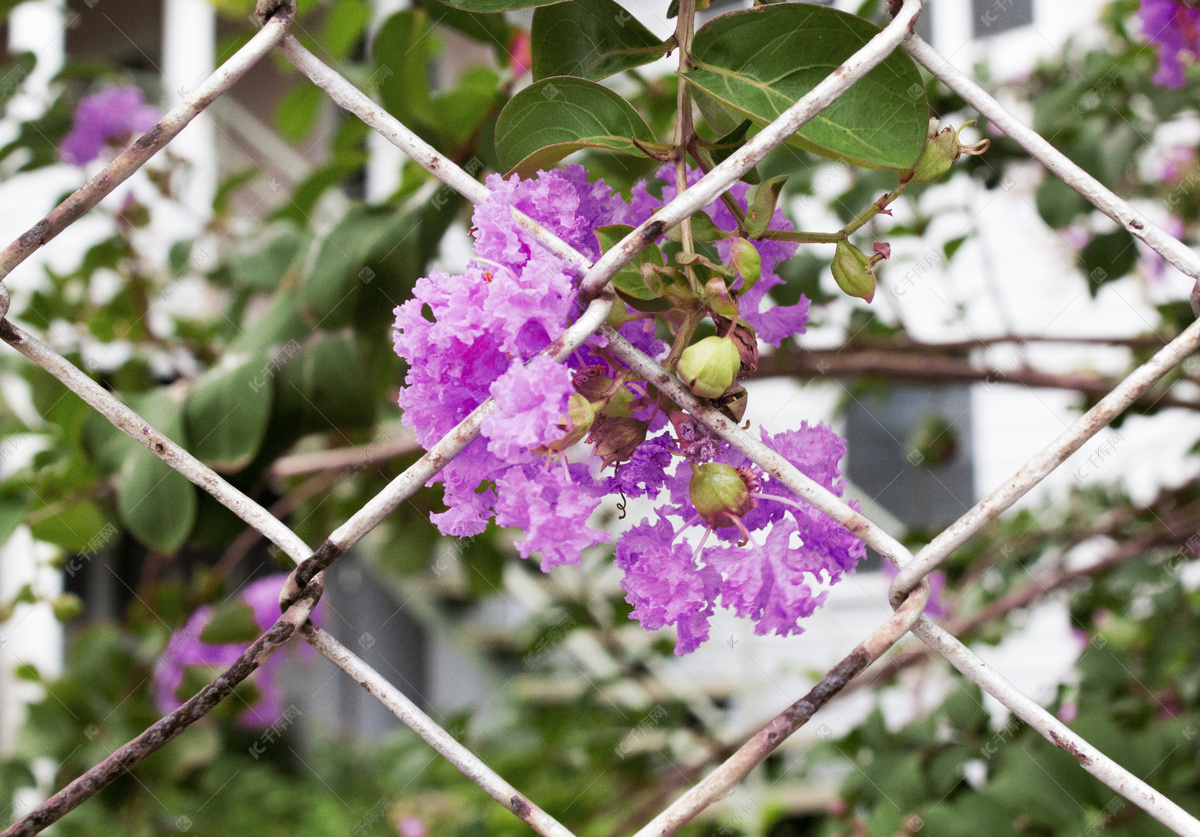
[614,424,863,652]
[60,86,159,166]
[1138,0,1200,89]
[153,574,325,729]
[392,164,864,653]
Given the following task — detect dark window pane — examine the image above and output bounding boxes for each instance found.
[972,0,1034,37]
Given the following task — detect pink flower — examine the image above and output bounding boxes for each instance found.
[60,86,159,166]
[508,30,533,77]
[1137,0,1200,89]
[152,574,326,729]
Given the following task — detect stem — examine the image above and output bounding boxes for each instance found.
[759,178,914,244]
[689,141,748,234]
[674,0,699,292]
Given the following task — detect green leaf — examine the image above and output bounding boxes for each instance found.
[184,358,274,473]
[116,390,197,554]
[665,211,728,243]
[595,224,667,303]
[228,223,305,292]
[1081,229,1137,296]
[495,77,663,177]
[427,65,501,143]
[375,11,436,128]
[745,175,788,238]
[439,0,561,13]
[0,499,28,545]
[943,234,968,262]
[275,336,377,435]
[418,0,513,57]
[29,500,108,553]
[322,0,371,60]
[199,600,261,644]
[274,84,324,142]
[301,206,414,328]
[531,0,666,81]
[684,5,928,170]
[1036,175,1089,228]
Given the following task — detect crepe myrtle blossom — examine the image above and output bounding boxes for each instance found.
[153,574,326,729]
[1138,0,1200,89]
[392,165,864,653]
[60,86,159,166]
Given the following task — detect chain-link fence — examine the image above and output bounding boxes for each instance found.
[2,0,1199,834]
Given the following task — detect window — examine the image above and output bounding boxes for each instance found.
[972,0,1033,37]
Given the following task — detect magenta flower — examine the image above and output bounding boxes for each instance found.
[481,353,574,461]
[392,165,862,653]
[60,86,159,166]
[1137,0,1200,89]
[153,574,325,729]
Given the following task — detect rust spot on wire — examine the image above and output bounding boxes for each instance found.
[1049,729,1092,765]
[509,795,531,819]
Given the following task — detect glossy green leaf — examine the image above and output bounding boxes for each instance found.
[664,210,727,243]
[116,391,197,554]
[684,5,928,170]
[495,77,663,176]
[531,0,666,81]
[184,357,273,473]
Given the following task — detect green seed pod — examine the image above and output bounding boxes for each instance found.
[831,240,876,303]
[729,237,762,291]
[909,119,990,184]
[689,463,753,527]
[677,336,740,399]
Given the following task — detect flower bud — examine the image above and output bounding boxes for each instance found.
[541,394,595,454]
[909,119,990,184]
[729,237,761,291]
[831,240,876,302]
[677,336,740,399]
[588,416,649,468]
[689,463,754,527]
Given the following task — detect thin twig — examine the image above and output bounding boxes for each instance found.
[752,347,1200,410]
[268,431,421,479]
[904,33,1200,282]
